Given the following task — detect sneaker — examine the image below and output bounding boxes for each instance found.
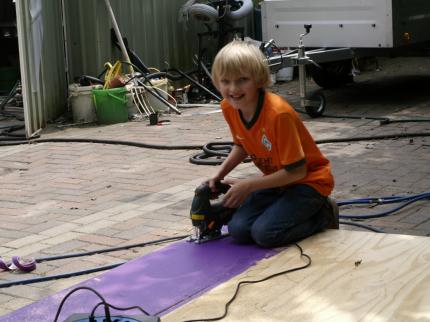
[322,197,339,229]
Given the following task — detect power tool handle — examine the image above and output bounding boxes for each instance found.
[214,181,230,194]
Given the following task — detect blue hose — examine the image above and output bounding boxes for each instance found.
[338,192,430,220]
[338,191,430,206]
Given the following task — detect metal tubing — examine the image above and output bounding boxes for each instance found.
[137,80,181,115]
[104,0,134,74]
[168,68,222,101]
[298,46,307,108]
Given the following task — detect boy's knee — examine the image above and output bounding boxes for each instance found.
[228,220,252,244]
[251,225,278,248]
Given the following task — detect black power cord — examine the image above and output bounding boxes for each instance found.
[0,137,203,149]
[0,129,428,151]
[0,263,124,289]
[89,301,150,319]
[174,243,311,322]
[36,235,188,263]
[0,124,27,141]
[53,286,159,322]
[53,286,111,322]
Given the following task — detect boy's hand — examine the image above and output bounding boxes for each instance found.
[221,178,252,208]
[207,177,224,199]
[207,177,218,193]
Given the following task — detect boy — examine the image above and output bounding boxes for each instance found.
[208,41,338,248]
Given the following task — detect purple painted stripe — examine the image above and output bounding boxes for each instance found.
[1,238,277,322]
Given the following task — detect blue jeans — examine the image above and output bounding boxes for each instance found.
[228,184,327,248]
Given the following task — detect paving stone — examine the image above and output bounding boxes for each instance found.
[21,219,65,234]
[77,234,127,247]
[73,220,117,234]
[0,307,10,317]
[0,286,51,302]
[42,231,85,246]
[4,234,48,249]
[40,223,80,237]
[112,225,155,240]
[0,297,34,312]
[0,294,14,305]
[42,239,89,256]
[414,218,430,231]
[398,206,430,225]
[0,228,30,240]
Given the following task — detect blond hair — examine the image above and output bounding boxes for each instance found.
[211,40,271,89]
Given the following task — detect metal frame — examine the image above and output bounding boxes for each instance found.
[266,26,354,115]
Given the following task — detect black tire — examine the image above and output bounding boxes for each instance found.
[226,0,254,20]
[309,59,353,89]
[305,90,326,118]
[189,3,219,23]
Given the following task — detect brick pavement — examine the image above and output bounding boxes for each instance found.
[0,57,429,316]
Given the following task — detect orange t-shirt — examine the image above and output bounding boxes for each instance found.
[221,91,334,196]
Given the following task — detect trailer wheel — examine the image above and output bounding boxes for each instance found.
[309,59,353,89]
[226,0,254,20]
[188,3,219,23]
[305,90,326,118]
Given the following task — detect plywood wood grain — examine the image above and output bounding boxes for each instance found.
[163,230,430,322]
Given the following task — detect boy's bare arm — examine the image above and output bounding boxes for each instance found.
[212,144,248,182]
[222,165,307,208]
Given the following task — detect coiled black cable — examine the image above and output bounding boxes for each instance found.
[189,132,430,165]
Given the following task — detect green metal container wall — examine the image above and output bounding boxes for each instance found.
[63,0,254,81]
[65,0,199,80]
[16,0,67,137]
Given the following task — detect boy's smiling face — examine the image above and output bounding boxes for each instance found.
[217,72,260,114]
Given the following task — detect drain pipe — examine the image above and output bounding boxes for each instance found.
[103,0,134,74]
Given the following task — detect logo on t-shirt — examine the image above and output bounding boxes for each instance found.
[261,133,272,151]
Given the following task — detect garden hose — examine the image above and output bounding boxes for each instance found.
[189,132,430,165]
[0,137,203,149]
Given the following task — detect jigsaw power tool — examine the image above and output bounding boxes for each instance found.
[189,181,236,243]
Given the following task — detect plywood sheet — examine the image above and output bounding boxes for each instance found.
[164,230,430,322]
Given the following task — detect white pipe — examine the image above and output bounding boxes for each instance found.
[177,104,220,108]
[60,0,70,88]
[103,0,133,74]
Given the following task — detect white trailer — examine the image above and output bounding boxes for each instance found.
[262,0,430,49]
[261,0,430,116]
